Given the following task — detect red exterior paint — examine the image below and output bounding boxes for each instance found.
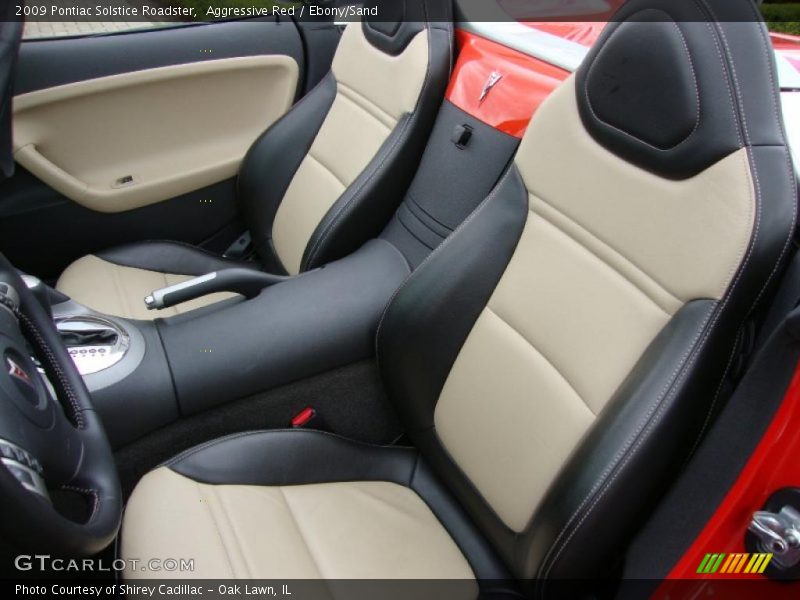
[523,21,800,79]
[650,359,800,594]
[771,33,800,75]
[446,30,569,138]
[769,32,800,53]
[448,25,800,140]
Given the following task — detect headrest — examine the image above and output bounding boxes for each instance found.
[576,0,785,179]
[361,0,452,55]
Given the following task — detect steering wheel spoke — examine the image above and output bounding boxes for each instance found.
[0,256,122,556]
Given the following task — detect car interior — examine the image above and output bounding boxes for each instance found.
[0,0,799,596]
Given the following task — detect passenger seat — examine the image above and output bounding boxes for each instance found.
[56,1,452,320]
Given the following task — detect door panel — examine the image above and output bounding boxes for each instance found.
[13,56,298,212]
[0,17,337,281]
[0,168,241,281]
[16,19,304,94]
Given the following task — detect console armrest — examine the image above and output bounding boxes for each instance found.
[144,268,287,311]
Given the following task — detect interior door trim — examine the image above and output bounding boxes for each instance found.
[13,55,299,213]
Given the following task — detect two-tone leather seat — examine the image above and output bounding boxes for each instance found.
[55,0,452,320]
[121,0,797,592]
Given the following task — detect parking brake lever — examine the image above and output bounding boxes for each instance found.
[144,268,288,311]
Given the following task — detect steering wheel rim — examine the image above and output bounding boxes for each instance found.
[0,253,121,556]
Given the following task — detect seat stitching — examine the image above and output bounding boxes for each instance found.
[484,306,595,416]
[306,151,349,190]
[688,1,798,457]
[336,82,397,129]
[730,2,798,311]
[537,301,716,589]
[350,482,427,523]
[408,190,454,232]
[539,8,744,584]
[396,214,438,250]
[195,482,237,578]
[162,429,411,469]
[531,191,683,306]
[303,108,414,270]
[276,487,327,580]
[396,203,441,249]
[539,10,743,584]
[374,168,516,363]
[530,202,678,315]
[107,259,132,320]
[539,17,742,585]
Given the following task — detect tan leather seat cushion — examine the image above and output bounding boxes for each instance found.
[121,467,477,589]
[56,254,235,320]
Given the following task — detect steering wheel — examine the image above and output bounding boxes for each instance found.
[0,253,121,555]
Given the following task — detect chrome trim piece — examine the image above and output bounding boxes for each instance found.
[479,70,504,104]
[145,271,218,310]
[56,315,130,376]
[749,506,800,570]
[50,300,146,392]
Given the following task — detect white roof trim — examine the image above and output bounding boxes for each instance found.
[458,21,588,72]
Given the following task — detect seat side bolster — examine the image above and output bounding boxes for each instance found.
[165,428,512,585]
[238,72,338,274]
[166,428,418,486]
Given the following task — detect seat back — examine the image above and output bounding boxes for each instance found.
[378,0,797,585]
[238,0,452,275]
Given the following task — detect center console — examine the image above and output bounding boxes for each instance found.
[46,238,410,448]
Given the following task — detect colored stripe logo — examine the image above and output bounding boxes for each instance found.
[696,552,773,574]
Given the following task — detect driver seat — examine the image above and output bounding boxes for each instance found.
[121,0,797,592]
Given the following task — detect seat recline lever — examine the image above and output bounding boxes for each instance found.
[144,268,288,311]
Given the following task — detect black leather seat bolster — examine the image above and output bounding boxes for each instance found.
[237,72,338,275]
[95,240,259,277]
[300,21,454,272]
[166,428,418,486]
[378,167,529,433]
[166,428,514,585]
[380,101,520,269]
[376,168,530,580]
